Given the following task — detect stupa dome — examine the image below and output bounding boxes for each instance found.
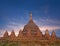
[23,12,42,36]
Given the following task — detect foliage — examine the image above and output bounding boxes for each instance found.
[0,40,60,46]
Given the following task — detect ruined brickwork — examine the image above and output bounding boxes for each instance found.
[0,12,58,41]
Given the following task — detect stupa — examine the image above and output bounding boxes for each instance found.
[51,31,57,40]
[3,30,9,38]
[45,29,51,40]
[0,12,58,42]
[9,30,16,40]
[23,12,43,40]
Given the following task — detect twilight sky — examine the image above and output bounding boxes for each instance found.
[0,0,60,37]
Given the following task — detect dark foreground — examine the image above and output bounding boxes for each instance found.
[0,40,60,46]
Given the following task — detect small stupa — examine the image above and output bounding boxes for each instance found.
[3,30,9,38]
[45,29,51,40]
[9,30,16,40]
[18,30,23,38]
[51,31,56,40]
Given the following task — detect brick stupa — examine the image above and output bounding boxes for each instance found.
[0,12,59,41]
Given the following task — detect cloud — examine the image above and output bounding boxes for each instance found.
[0,16,60,37]
[40,26,60,31]
[35,18,60,28]
[0,18,24,37]
[0,29,5,37]
[34,18,60,34]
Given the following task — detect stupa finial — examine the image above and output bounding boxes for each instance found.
[30,12,32,20]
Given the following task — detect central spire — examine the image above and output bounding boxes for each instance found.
[30,12,33,20]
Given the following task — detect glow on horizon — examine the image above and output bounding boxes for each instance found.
[0,25,60,37]
[0,16,60,37]
[0,14,60,37]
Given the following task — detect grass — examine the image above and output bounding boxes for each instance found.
[0,40,60,46]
